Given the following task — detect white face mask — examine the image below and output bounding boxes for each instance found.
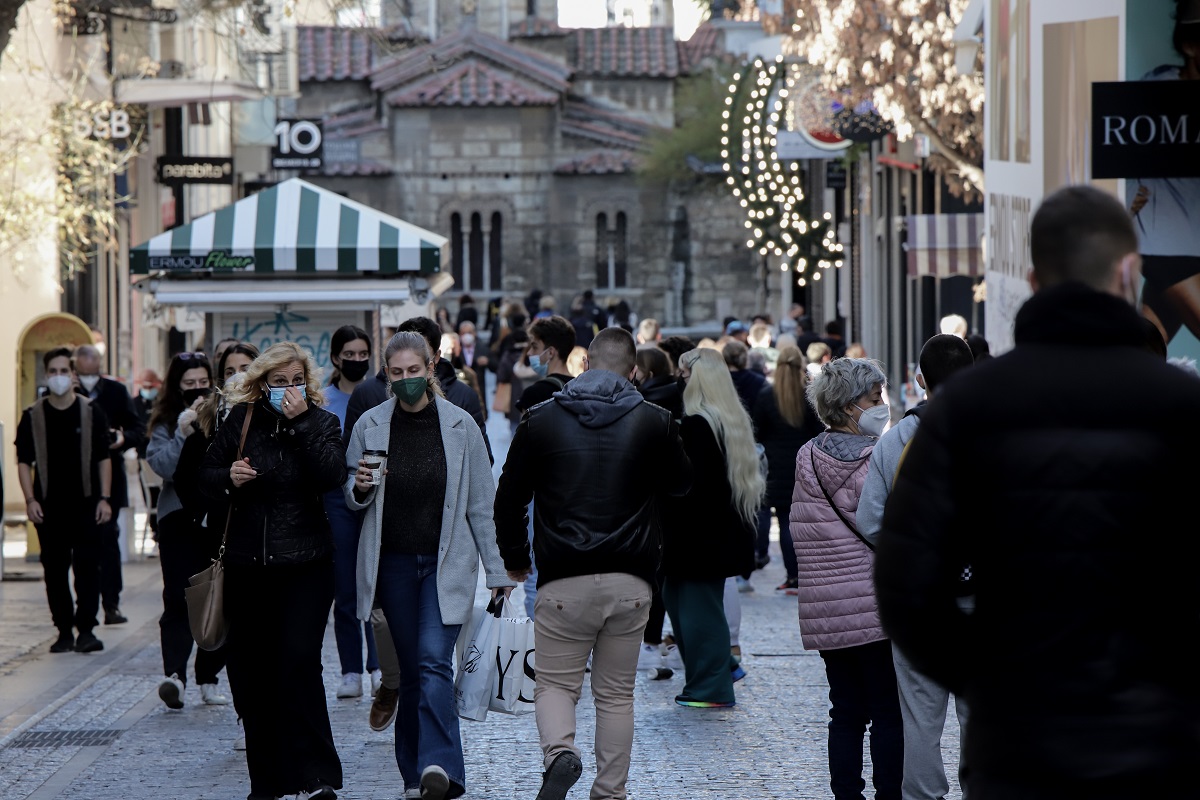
[854,403,890,437]
[79,374,101,392]
[47,375,74,397]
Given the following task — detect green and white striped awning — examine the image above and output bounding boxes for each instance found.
[130,178,447,276]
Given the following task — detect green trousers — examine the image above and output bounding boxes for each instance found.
[662,577,735,705]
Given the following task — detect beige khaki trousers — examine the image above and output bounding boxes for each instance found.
[533,573,652,800]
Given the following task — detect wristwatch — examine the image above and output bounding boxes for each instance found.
[99,495,111,502]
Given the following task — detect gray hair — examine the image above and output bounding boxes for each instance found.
[807,357,887,428]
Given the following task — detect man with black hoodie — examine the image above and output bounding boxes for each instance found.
[875,186,1200,799]
[494,328,691,800]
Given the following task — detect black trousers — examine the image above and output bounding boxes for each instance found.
[35,502,101,635]
[820,639,903,800]
[98,519,123,612]
[157,511,227,684]
[225,558,342,798]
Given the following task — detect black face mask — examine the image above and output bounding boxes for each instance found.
[182,387,212,406]
[339,359,370,383]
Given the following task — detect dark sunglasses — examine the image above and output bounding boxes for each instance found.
[177,352,208,362]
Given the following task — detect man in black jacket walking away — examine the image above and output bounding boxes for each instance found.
[875,185,1200,800]
[494,328,691,800]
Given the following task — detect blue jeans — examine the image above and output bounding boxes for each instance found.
[324,490,378,676]
[374,552,465,797]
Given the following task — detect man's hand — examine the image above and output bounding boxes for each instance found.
[491,586,514,601]
[95,499,112,524]
[507,569,530,584]
[26,498,44,524]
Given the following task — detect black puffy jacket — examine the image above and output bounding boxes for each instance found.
[875,283,1200,793]
[494,369,691,590]
[200,401,346,566]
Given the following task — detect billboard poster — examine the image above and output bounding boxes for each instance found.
[1124,0,1200,362]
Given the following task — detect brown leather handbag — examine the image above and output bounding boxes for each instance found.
[185,405,253,651]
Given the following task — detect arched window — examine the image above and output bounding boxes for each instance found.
[594,212,628,289]
[450,213,464,289]
[450,210,504,293]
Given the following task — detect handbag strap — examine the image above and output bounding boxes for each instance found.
[809,445,874,552]
[218,405,254,558]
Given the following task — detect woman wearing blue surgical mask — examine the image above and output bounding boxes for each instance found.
[789,356,901,800]
[200,342,347,800]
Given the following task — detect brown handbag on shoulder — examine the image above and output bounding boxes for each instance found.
[185,405,253,651]
[492,382,512,414]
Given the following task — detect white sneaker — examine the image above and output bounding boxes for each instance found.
[199,683,230,705]
[158,674,185,710]
[336,672,363,699]
[636,642,673,679]
[233,719,246,751]
[663,643,684,672]
[419,765,450,800]
[402,789,422,799]
[370,669,383,696]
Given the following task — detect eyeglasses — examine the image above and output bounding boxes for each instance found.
[177,352,208,362]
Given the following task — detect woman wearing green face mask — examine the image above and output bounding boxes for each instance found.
[344,331,514,800]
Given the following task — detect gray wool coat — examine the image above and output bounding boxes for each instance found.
[343,395,513,625]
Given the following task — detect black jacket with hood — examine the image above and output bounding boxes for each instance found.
[875,283,1200,792]
[494,369,692,589]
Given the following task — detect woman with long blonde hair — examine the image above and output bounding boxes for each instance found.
[660,348,763,708]
[751,345,823,593]
[201,341,347,800]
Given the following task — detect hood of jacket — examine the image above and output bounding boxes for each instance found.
[554,369,643,428]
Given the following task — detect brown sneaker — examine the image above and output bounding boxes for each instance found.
[369,684,399,731]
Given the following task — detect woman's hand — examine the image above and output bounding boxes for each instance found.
[281,385,307,419]
[229,456,257,488]
[353,458,382,493]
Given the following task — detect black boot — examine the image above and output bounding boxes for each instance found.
[74,630,104,653]
[50,630,74,653]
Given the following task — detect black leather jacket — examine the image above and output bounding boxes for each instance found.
[200,401,346,566]
[494,369,691,589]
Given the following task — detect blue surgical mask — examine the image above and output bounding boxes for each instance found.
[266,385,306,413]
[530,350,551,379]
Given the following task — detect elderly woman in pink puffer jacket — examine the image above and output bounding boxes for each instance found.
[790,357,901,800]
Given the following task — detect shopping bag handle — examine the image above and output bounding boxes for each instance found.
[485,595,504,618]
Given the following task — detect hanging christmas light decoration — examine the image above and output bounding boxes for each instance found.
[722,56,843,289]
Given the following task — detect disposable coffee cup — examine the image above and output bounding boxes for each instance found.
[363,450,387,485]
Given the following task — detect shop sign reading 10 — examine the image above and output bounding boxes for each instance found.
[272,119,324,170]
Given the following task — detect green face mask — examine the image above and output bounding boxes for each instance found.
[392,377,428,406]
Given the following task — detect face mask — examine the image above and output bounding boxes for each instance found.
[265,385,304,413]
[339,359,370,383]
[392,377,428,406]
[854,403,890,438]
[461,334,475,348]
[140,388,159,401]
[530,350,551,379]
[47,375,74,397]
[79,374,101,392]
[183,387,212,407]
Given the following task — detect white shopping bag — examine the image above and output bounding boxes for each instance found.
[489,599,536,716]
[454,598,502,721]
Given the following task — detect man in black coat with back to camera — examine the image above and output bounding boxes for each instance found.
[875,185,1200,800]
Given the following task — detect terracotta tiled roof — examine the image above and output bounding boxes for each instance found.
[323,106,385,137]
[561,98,656,150]
[371,27,572,96]
[677,22,723,73]
[298,26,375,82]
[555,149,641,175]
[568,26,680,78]
[386,59,560,107]
[509,16,568,38]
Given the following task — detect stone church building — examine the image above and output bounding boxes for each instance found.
[292,0,761,328]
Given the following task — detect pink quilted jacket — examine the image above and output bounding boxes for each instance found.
[789,432,884,651]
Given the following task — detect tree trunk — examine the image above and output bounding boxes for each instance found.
[0,0,25,68]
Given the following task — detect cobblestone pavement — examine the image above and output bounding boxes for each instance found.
[0,407,962,800]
